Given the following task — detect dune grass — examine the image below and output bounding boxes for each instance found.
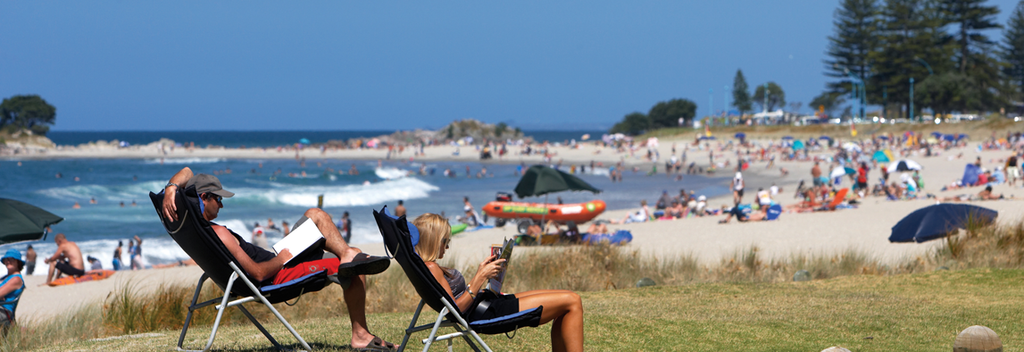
[6,218,1024,351]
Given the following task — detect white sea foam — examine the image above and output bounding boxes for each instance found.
[375,167,410,180]
[38,181,166,203]
[143,158,225,164]
[233,177,438,207]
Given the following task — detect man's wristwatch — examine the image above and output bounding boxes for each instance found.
[165,182,180,190]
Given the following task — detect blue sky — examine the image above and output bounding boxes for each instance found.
[1,1,1020,131]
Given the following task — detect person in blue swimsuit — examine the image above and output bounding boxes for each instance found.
[0,249,26,330]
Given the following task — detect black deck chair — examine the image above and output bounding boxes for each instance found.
[372,207,542,352]
[149,186,332,352]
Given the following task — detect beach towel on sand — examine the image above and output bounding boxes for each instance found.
[47,270,115,286]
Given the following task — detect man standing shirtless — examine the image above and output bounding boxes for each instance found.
[44,233,85,284]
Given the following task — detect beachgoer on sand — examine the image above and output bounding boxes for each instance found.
[112,241,123,270]
[733,172,745,204]
[337,212,352,243]
[252,222,271,251]
[161,167,396,351]
[394,200,407,218]
[24,246,35,276]
[43,233,85,285]
[412,213,585,352]
[130,235,144,270]
[587,220,610,234]
[0,249,25,330]
[87,256,103,271]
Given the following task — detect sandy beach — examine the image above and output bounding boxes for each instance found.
[11,136,1024,323]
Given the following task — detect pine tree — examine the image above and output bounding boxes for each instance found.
[732,70,752,116]
[824,0,880,99]
[939,0,1001,74]
[939,0,1002,110]
[1002,1,1024,106]
[869,0,953,119]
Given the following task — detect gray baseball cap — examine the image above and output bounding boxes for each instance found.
[186,174,235,198]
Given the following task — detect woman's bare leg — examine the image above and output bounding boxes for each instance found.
[517,290,583,352]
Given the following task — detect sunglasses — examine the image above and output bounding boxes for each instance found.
[442,237,450,248]
[205,193,223,206]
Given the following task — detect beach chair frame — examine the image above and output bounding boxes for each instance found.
[372,207,542,352]
[149,187,329,352]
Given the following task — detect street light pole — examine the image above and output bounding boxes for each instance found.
[763,83,769,124]
[883,86,887,120]
[724,85,729,125]
[910,77,915,122]
[915,57,934,76]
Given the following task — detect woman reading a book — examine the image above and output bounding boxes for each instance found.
[412,213,584,352]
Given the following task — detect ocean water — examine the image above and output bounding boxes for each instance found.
[46,130,606,149]
[2,131,727,275]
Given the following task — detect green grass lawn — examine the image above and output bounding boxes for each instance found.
[32,268,1024,352]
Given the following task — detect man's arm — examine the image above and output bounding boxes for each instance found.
[44,245,66,264]
[163,167,194,221]
[134,235,142,246]
[212,226,291,282]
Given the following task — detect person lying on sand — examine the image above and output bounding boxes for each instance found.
[937,185,1005,202]
[161,167,397,351]
[586,220,610,235]
[151,259,198,269]
[718,202,767,224]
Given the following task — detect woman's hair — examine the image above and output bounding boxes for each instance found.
[412,213,451,263]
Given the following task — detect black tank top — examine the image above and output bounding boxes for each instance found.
[222,227,276,264]
[219,226,276,285]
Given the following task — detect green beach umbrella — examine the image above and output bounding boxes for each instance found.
[0,198,64,245]
[514,165,601,199]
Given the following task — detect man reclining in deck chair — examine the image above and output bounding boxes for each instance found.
[412,213,585,352]
[161,167,398,352]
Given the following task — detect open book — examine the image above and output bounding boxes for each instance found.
[272,220,326,266]
[483,238,514,294]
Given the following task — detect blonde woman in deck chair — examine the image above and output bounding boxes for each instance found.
[162,167,398,351]
[412,213,585,352]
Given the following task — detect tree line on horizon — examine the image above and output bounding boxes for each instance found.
[612,0,1024,136]
[0,95,57,136]
[609,71,786,136]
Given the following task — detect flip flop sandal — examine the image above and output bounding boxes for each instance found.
[353,335,397,352]
[338,255,391,277]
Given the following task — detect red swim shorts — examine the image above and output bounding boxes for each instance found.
[272,258,340,285]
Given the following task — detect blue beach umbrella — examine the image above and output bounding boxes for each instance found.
[781,136,794,140]
[930,131,943,138]
[792,140,805,150]
[956,134,969,141]
[889,204,997,243]
[819,136,833,141]
[878,136,890,140]
[699,136,717,141]
[942,134,956,142]
[299,138,311,145]
[734,132,746,140]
